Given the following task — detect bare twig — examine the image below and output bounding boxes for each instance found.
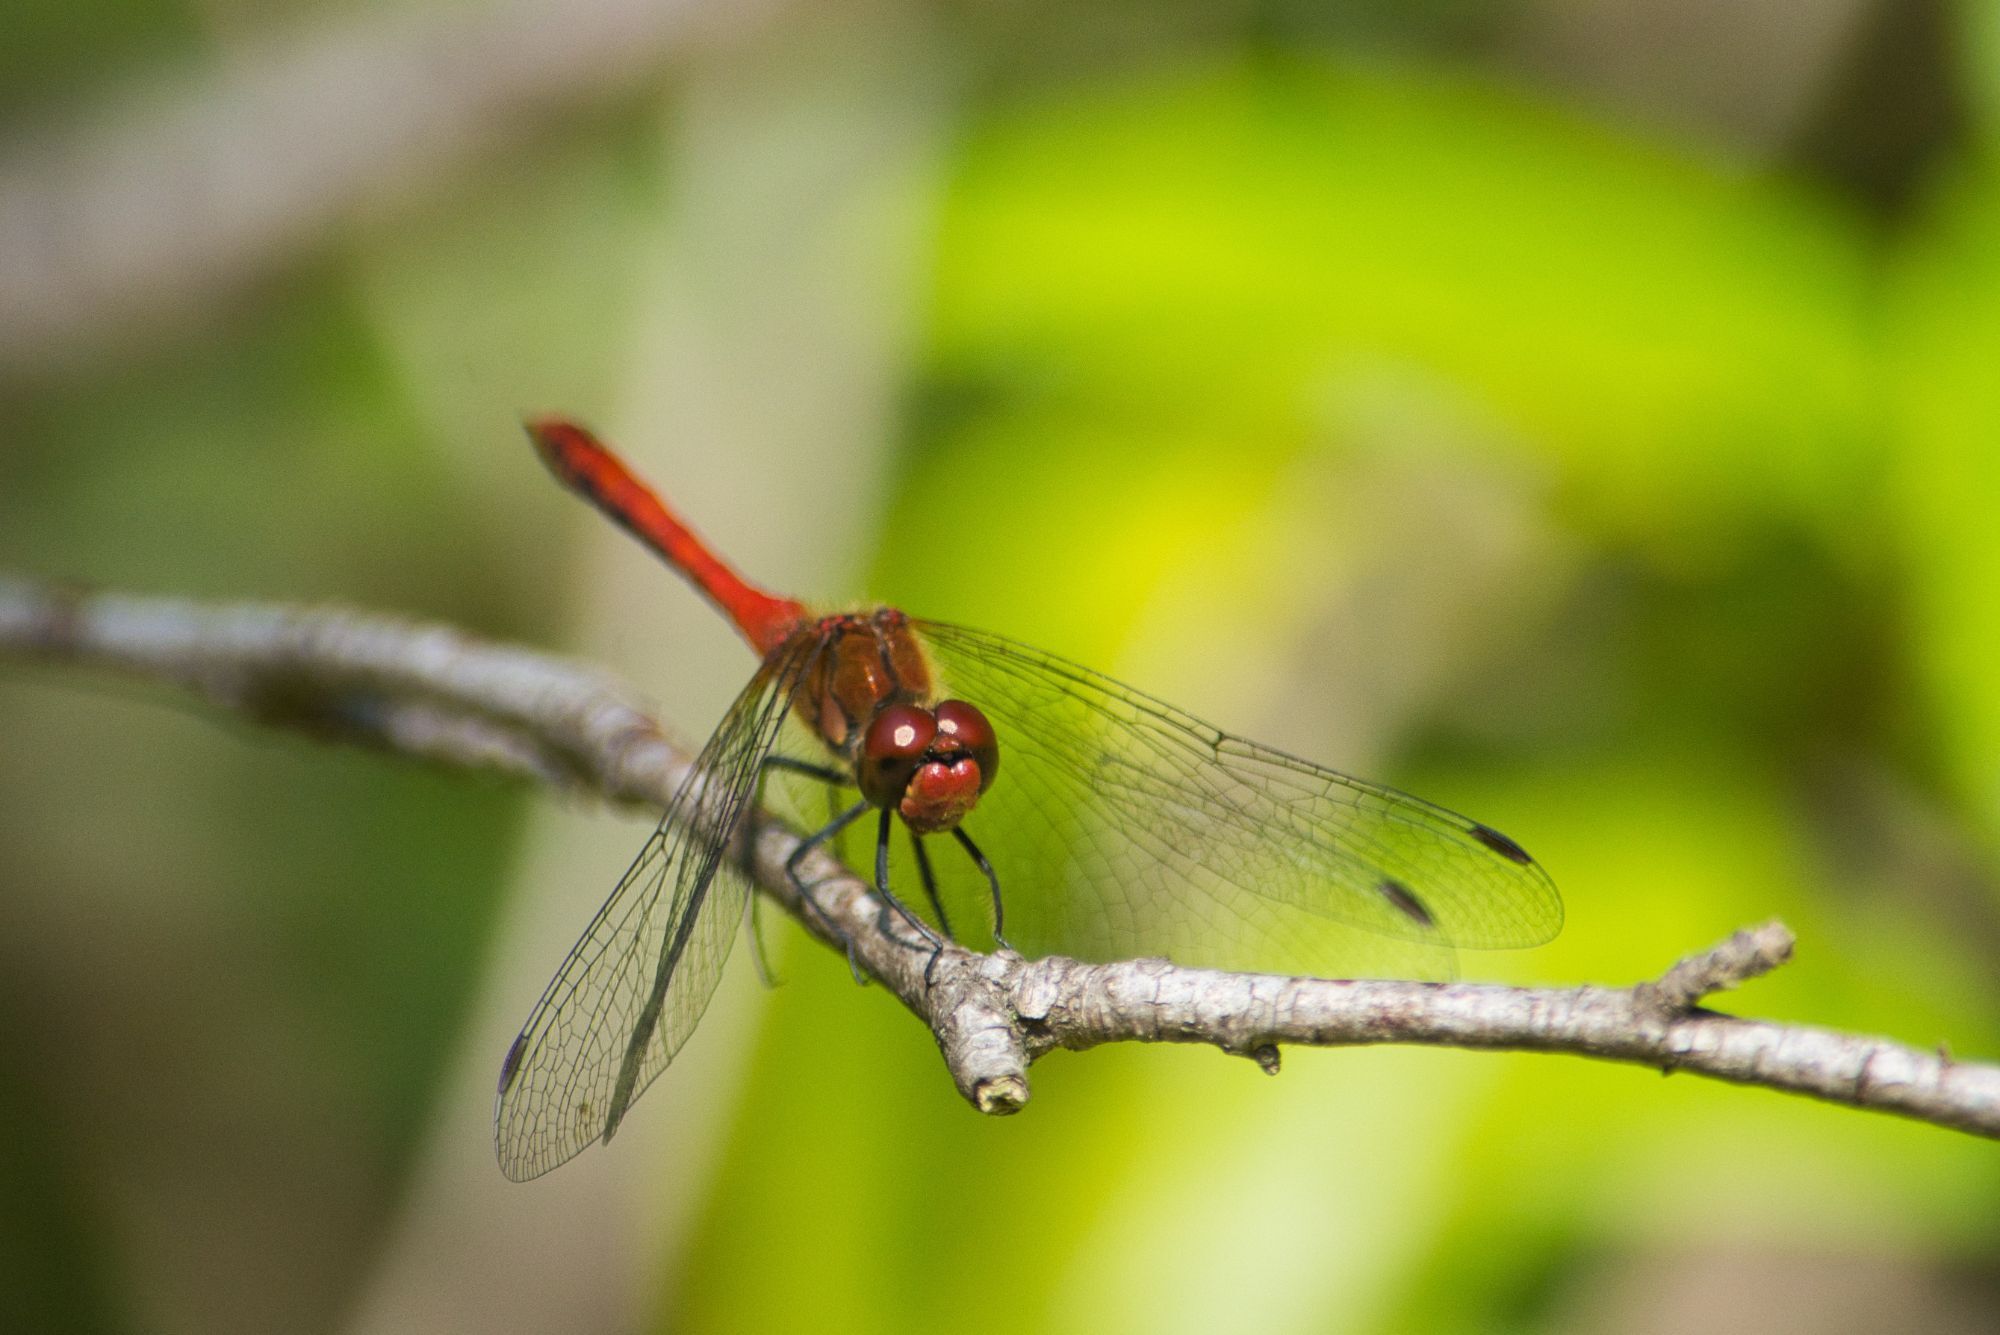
[5,572,1997,1139]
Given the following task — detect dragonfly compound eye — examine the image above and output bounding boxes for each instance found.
[933,699,999,793]
[857,703,936,808]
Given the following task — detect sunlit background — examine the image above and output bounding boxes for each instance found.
[4,2,1999,1332]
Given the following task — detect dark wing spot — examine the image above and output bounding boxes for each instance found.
[1470,822,1534,865]
[1377,877,1436,928]
[499,1033,528,1094]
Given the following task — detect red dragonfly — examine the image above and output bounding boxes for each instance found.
[496,418,1561,1180]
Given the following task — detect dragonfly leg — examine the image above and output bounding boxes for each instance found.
[759,754,853,853]
[743,893,781,989]
[785,797,872,984]
[907,829,955,987]
[761,751,864,875]
[760,755,870,980]
[760,755,850,786]
[951,826,1013,953]
[873,808,946,986]
[908,829,955,942]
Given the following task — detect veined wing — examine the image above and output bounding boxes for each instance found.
[910,620,1561,979]
[494,634,819,1181]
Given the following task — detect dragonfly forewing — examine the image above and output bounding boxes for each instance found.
[911,620,1561,979]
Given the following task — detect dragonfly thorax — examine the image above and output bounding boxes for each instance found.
[796,609,931,751]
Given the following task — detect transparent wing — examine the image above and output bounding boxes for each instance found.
[494,635,819,1181]
[908,620,1562,980]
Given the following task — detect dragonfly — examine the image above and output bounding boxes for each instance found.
[495,417,1562,1181]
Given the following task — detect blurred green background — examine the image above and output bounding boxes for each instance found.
[4,1,1999,1332]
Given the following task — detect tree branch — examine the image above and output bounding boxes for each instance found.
[5,573,1996,1139]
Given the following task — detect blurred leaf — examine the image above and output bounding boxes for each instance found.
[1957,1,2000,142]
[910,58,1874,574]
[0,0,202,122]
[1888,159,2000,837]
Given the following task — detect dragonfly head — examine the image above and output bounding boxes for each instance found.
[855,699,999,835]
